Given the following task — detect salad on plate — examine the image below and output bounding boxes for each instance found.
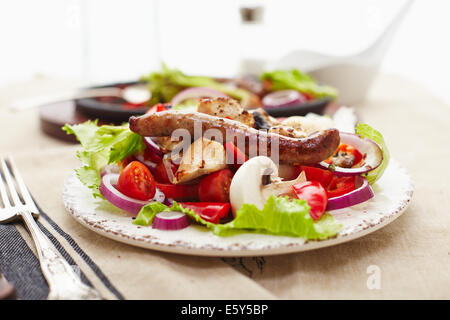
[63,96,389,242]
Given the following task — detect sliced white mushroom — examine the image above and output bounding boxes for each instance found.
[261,171,306,201]
[173,137,227,184]
[229,156,306,216]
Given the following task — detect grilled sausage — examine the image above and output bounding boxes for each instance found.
[129,111,340,165]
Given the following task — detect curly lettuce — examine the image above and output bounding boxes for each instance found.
[135,196,342,240]
[261,69,338,99]
[355,123,390,185]
[63,121,145,197]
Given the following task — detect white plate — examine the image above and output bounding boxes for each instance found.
[63,159,413,257]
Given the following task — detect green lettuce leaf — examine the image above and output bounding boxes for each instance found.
[134,196,342,240]
[62,121,145,198]
[355,123,390,185]
[261,69,338,99]
[133,202,170,226]
[212,195,342,239]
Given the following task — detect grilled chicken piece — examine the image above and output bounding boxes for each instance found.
[197,97,255,127]
[152,137,180,152]
[282,114,335,136]
[174,137,227,183]
[268,125,307,138]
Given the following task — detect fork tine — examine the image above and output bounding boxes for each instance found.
[6,155,39,213]
[0,157,22,207]
[0,158,12,208]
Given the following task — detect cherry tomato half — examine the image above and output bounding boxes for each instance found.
[292,181,328,221]
[117,161,156,201]
[198,169,234,203]
[326,176,356,198]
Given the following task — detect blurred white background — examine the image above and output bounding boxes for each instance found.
[0,0,448,105]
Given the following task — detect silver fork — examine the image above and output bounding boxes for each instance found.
[0,155,102,300]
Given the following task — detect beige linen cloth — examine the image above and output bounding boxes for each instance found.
[0,74,449,299]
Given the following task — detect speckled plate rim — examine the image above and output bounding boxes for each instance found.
[62,159,414,257]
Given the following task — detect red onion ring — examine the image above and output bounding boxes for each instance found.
[318,132,383,176]
[144,137,164,158]
[171,87,228,106]
[152,211,190,230]
[326,176,374,211]
[262,90,307,108]
[99,173,165,215]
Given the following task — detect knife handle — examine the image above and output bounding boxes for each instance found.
[0,274,16,300]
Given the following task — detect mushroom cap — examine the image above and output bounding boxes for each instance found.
[229,156,279,216]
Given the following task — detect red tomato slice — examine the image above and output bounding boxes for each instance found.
[292,181,328,221]
[117,161,156,201]
[156,183,198,201]
[297,166,334,188]
[153,161,178,184]
[179,202,231,224]
[198,169,234,202]
[224,142,247,171]
[326,176,356,198]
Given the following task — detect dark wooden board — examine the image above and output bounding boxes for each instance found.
[39,100,117,143]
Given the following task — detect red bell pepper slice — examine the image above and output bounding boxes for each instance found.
[324,143,363,167]
[297,166,334,188]
[326,176,356,198]
[179,202,231,224]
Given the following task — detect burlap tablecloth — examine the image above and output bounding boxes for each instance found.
[0,74,449,299]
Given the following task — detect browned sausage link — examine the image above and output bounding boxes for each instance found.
[129,111,340,165]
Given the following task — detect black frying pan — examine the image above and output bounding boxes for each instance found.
[75,81,331,122]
